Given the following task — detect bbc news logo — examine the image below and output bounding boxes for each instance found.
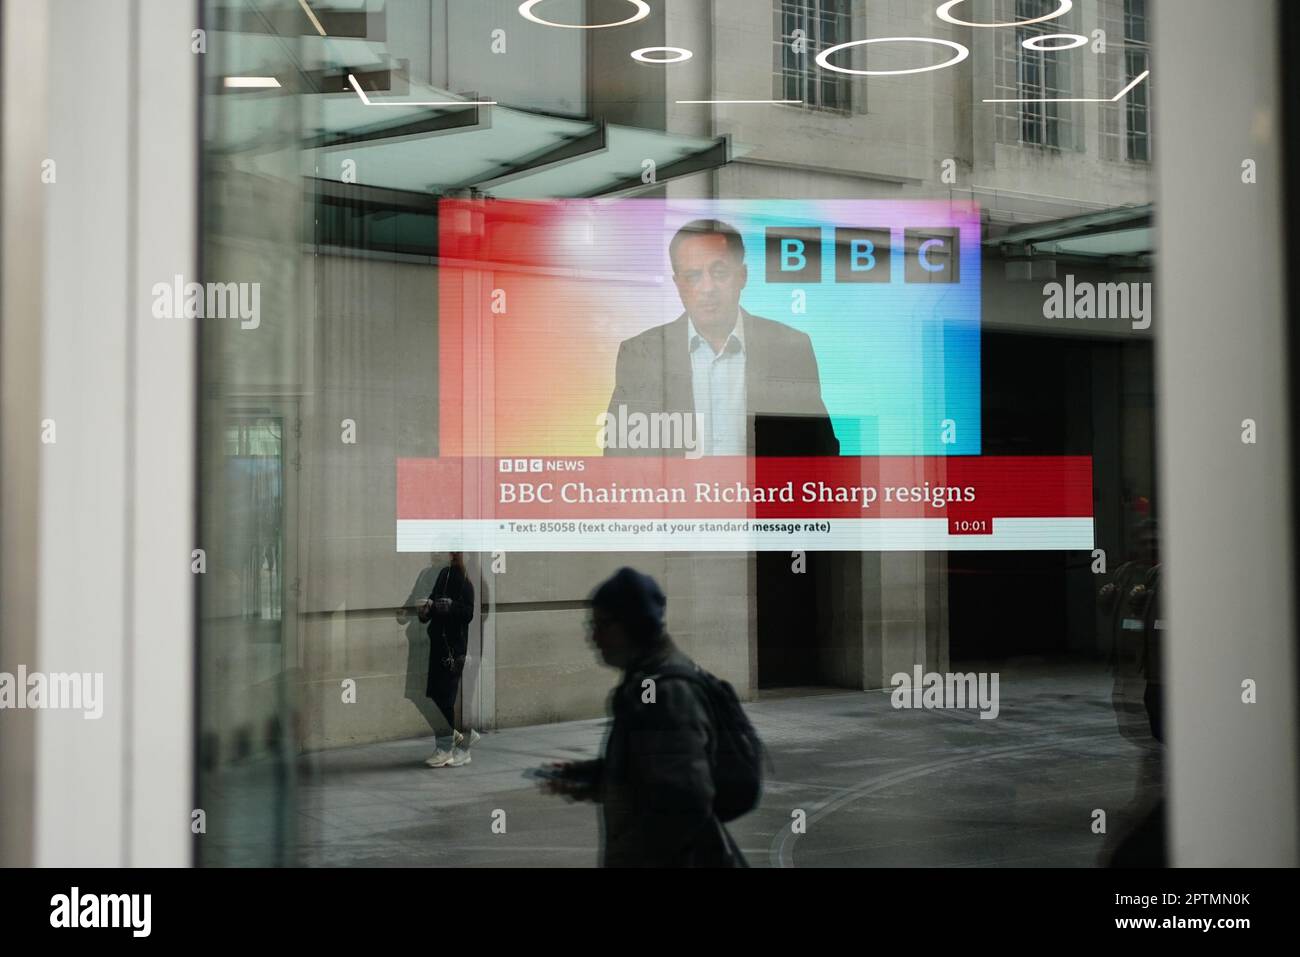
[499,459,586,473]
[765,227,960,284]
[500,459,543,473]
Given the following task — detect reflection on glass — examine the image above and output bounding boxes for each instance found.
[196,0,1162,869]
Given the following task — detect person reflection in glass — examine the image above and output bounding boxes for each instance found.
[397,553,444,735]
[415,551,478,767]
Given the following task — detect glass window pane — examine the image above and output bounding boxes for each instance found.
[188,0,1165,872]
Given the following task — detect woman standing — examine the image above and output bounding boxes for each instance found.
[418,552,479,767]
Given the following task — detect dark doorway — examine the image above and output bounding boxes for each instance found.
[756,549,822,688]
[948,329,1153,662]
[756,550,861,690]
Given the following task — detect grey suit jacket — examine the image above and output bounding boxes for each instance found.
[603,309,839,457]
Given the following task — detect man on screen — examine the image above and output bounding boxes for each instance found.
[603,218,839,458]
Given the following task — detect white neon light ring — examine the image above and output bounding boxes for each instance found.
[631,46,693,64]
[518,0,649,29]
[936,0,1072,28]
[1021,33,1088,51]
[816,36,969,77]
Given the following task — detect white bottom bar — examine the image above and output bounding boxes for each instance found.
[395,518,1094,552]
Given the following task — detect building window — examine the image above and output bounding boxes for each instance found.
[1100,0,1151,163]
[772,0,852,112]
[1124,0,1151,162]
[1098,1,1123,161]
[223,417,283,623]
[994,0,1077,150]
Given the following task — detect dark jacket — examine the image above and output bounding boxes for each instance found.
[424,565,474,661]
[604,309,839,457]
[580,638,747,868]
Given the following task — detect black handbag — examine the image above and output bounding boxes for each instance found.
[442,646,467,676]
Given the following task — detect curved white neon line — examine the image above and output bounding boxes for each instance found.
[631,46,693,64]
[518,0,649,29]
[816,36,969,77]
[1021,33,1088,52]
[935,0,1072,28]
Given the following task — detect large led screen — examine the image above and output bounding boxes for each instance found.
[396,198,1093,552]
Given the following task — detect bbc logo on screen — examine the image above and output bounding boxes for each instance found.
[764,227,960,284]
[499,459,544,473]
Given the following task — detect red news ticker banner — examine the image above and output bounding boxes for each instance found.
[396,455,1094,553]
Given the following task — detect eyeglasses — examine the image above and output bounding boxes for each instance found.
[676,263,740,287]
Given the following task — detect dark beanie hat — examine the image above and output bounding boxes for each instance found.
[590,567,666,637]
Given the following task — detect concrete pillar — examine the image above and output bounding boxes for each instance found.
[1153,0,1299,865]
[0,0,50,869]
[0,0,197,866]
[862,552,949,690]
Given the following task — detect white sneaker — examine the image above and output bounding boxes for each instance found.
[452,729,481,749]
[449,747,472,767]
[425,748,454,768]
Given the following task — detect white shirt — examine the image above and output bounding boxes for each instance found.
[688,312,747,456]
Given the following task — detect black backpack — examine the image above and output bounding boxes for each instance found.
[653,662,765,822]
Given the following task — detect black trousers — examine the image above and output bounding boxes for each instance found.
[427,659,461,732]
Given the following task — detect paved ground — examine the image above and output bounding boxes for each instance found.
[205,660,1164,867]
